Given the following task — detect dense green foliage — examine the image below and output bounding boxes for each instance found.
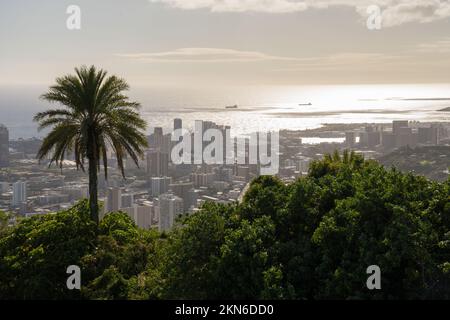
[0,152,449,300]
[0,202,96,299]
[0,210,10,237]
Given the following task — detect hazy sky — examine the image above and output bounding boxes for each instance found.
[1,0,450,86]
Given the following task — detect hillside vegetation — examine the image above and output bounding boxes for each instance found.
[0,152,449,300]
[378,146,450,182]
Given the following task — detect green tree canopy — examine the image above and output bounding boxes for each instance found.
[1,153,448,300]
[0,201,96,299]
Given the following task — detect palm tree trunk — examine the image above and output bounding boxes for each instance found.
[87,125,99,224]
[87,123,99,224]
[88,155,99,224]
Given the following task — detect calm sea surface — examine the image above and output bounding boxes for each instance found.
[1,84,449,139]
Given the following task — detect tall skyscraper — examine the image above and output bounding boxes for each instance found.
[381,132,396,149]
[151,176,171,197]
[157,193,183,232]
[193,120,231,164]
[121,204,155,230]
[174,118,182,132]
[173,118,183,149]
[395,127,414,148]
[359,126,381,148]
[418,126,439,145]
[0,124,10,168]
[393,120,409,135]
[106,187,122,212]
[345,132,356,147]
[12,181,27,207]
[169,181,195,211]
[149,127,164,150]
[0,182,9,194]
[136,205,154,230]
[147,149,169,177]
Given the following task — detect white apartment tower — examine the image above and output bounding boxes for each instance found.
[106,187,122,212]
[157,193,183,232]
[12,181,27,207]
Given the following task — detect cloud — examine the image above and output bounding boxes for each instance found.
[272,52,409,71]
[115,48,300,62]
[116,48,413,73]
[116,48,413,69]
[359,0,450,27]
[149,0,308,13]
[113,47,450,84]
[149,0,450,27]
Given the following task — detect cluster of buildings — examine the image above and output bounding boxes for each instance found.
[0,119,256,231]
[1,118,449,231]
[98,118,262,231]
[348,121,445,150]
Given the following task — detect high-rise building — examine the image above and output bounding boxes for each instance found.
[151,176,171,196]
[120,203,155,229]
[147,149,169,177]
[191,172,215,188]
[418,127,439,145]
[106,187,122,212]
[0,182,9,194]
[170,181,195,211]
[174,118,182,132]
[395,127,414,148]
[162,133,172,154]
[297,158,311,174]
[173,118,184,151]
[360,126,381,148]
[194,120,231,164]
[150,127,164,149]
[121,193,134,208]
[345,131,356,147]
[367,131,381,148]
[136,205,154,230]
[392,120,409,135]
[236,166,250,180]
[186,189,198,211]
[0,124,9,168]
[157,193,183,232]
[12,181,27,207]
[431,126,440,145]
[381,132,396,149]
[214,167,233,183]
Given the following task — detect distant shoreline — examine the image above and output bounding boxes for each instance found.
[11,121,450,142]
[281,122,450,138]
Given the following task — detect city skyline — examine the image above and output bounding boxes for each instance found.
[1,115,449,225]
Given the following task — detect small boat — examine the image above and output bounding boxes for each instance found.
[225,105,238,109]
[299,103,312,106]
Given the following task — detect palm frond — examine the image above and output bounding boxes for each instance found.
[36,65,148,184]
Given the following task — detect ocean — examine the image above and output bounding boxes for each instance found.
[1,84,449,139]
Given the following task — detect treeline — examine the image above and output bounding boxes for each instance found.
[0,151,449,300]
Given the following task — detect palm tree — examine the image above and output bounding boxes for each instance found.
[34,65,148,224]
